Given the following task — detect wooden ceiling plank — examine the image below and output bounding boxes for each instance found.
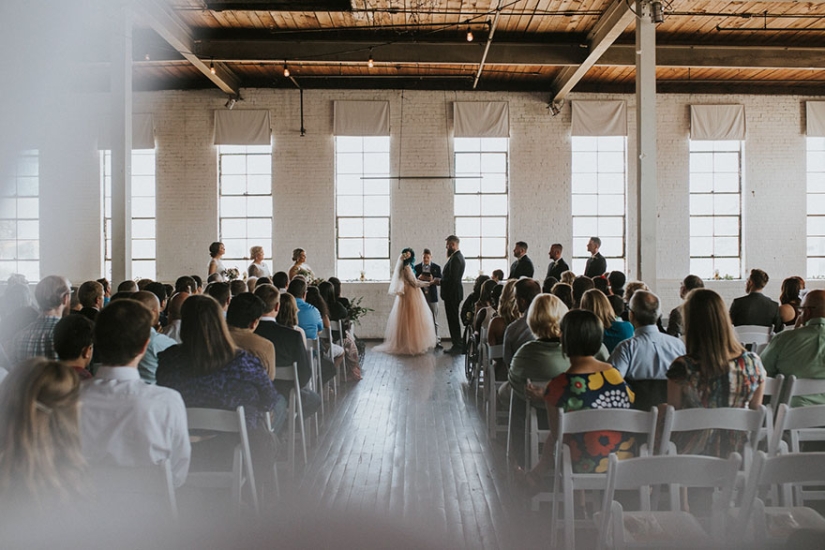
[549,0,635,106]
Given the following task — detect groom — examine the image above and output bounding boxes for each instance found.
[439,235,466,355]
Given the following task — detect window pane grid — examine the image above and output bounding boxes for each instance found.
[571,136,626,275]
[335,136,391,281]
[218,145,272,270]
[808,138,825,278]
[0,150,40,281]
[454,139,509,279]
[102,150,157,280]
[689,140,742,279]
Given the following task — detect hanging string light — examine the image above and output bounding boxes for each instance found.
[466,21,474,42]
[210,57,216,75]
[283,61,290,78]
[368,48,374,68]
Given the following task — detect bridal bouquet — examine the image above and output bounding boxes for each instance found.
[224,267,240,281]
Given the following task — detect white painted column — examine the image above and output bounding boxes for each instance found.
[635,1,658,290]
[110,2,133,284]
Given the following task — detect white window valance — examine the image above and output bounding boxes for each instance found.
[690,104,746,141]
[98,114,155,150]
[214,110,272,145]
[453,102,510,138]
[807,102,825,137]
[334,101,391,136]
[571,100,627,137]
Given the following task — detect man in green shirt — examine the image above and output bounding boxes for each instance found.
[761,289,825,406]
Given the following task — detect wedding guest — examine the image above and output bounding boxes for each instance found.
[12,275,71,366]
[117,280,138,293]
[96,278,111,306]
[461,275,490,330]
[157,295,282,489]
[207,241,226,281]
[131,292,177,384]
[53,315,94,380]
[729,269,783,334]
[667,288,765,457]
[137,279,153,291]
[491,269,505,283]
[584,237,607,278]
[551,282,574,310]
[272,272,290,293]
[545,243,569,281]
[225,292,275,380]
[502,279,541,369]
[160,291,189,344]
[560,271,576,286]
[581,288,633,353]
[145,282,168,328]
[667,274,704,338]
[69,287,82,313]
[230,280,247,297]
[247,277,259,294]
[474,279,498,336]
[191,275,204,294]
[319,281,362,380]
[75,280,103,323]
[174,276,196,295]
[488,280,518,380]
[288,248,314,281]
[205,282,231,312]
[305,286,345,366]
[0,359,85,505]
[607,271,626,316]
[0,283,37,358]
[542,276,559,294]
[621,281,649,321]
[247,246,271,279]
[571,275,594,308]
[277,292,305,345]
[508,241,535,280]
[778,276,805,327]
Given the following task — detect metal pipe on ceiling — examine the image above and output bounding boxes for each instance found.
[473,0,503,89]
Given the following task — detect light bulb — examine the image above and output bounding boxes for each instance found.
[466,28,474,42]
[210,59,216,75]
[283,64,290,77]
[368,55,374,68]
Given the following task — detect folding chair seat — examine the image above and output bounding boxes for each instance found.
[597,453,741,550]
[550,407,659,550]
[184,406,259,514]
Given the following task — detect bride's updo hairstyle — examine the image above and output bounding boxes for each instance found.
[402,248,415,266]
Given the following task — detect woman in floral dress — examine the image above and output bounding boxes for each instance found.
[522,309,636,485]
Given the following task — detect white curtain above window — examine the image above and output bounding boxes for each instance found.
[690,104,746,141]
[571,100,627,137]
[334,101,391,136]
[214,110,272,145]
[807,102,825,137]
[453,102,510,137]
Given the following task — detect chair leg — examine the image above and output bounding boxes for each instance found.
[506,390,514,461]
[288,392,296,476]
[295,386,308,465]
[232,446,243,513]
[564,480,575,550]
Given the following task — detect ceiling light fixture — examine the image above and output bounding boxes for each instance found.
[650,1,665,24]
[283,62,290,78]
[210,58,216,75]
[368,49,374,68]
[466,22,474,42]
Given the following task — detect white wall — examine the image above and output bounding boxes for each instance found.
[35,88,822,337]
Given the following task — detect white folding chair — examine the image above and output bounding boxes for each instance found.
[273,362,308,474]
[305,337,323,430]
[524,380,551,472]
[759,375,784,446]
[735,451,825,545]
[550,407,659,550]
[184,406,259,514]
[320,325,338,397]
[335,319,348,383]
[659,405,765,475]
[90,458,178,520]
[734,324,772,350]
[598,453,741,550]
[769,403,825,506]
[781,374,825,408]
[474,327,487,400]
[485,343,507,440]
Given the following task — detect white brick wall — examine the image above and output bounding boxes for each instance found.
[33,88,825,337]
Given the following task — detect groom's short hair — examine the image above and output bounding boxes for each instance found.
[446,235,460,244]
[423,248,431,255]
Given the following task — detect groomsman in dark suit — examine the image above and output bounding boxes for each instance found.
[414,248,443,348]
[508,241,535,280]
[584,236,607,278]
[545,243,569,280]
[439,235,466,355]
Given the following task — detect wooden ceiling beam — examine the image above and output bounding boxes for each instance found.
[549,0,636,108]
[136,0,240,95]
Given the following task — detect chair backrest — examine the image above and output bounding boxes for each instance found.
[659,405,765,458]
[781,375,825,406]
[335,319,346,344]
[763,375,784,400]
[770,403,825,455]
[186,406,245,433]
[557,407,659,448]
[90,459,178,519]
[734,325,772,346]
[273,361,299,383]
[488,344,504,360]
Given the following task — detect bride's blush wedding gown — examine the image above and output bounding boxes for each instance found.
[375,265,437,355]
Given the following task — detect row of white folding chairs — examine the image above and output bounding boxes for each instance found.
[598,450,825,549]
[476,326,509,441]
[544,405,766,549]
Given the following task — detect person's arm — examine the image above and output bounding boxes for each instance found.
[608,342,630,377]
[667,379,683,409]
[750,379,766,410]
[760,338,780,376]
[773,307,784,334]
[207,259,217,275]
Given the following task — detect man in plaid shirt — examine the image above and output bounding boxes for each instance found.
[11,275,71,367]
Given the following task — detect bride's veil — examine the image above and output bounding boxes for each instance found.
[387,254,406,296]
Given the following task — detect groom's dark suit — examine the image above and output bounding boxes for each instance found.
[441,250,466,351]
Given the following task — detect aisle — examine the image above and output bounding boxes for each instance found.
[294,344,548,549]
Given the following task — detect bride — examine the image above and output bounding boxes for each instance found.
[375,248,437,355]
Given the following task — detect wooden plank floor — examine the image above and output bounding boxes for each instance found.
[288,343,550,549]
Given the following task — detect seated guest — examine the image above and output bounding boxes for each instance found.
[607,271,626,317]
[666,274,703,338]
[327,276,349,309]
[191,275,204,294]
[69,287,82,313]
[145,282,168,327]
[491,269,505,283]
[319,281,362,380]
[12,275,71,365]
[157,295,284,487]
[488,280,519,381]
[247,246,271,279]
[272,272,289,293]
[277,292,305,342]
[305,286,345,369]
[620,281,648,321]
[75,280,103,323]
[226,293,276,380]
[136,279,153,291]
[778,276,805,327]
[762,289,825,406]
[560,270,576,286]
[550,282,574,310]
[82,299,191,487]
[287,278,323,340]
[473,279,498,336]
[116,280,137,293]
[541,276,558,294]
[205,281,231,312]
[131,292,177,384]
[230,280,247,297]
[523,310,635,484]
[0,359,85,505]
[206,273,222,284]
[461,275,491,330]
[667,289,765,457]
[729,268,783,333]
[174,276,197,295]
[610,290,685,410]
[253,285,321,418]
[97,277,111,306]
[592,276,610,295]
[246,276,258,294]
[53,315,94,380]
[581,289,633,353]
[571,276,594,308]
[160,291,189,344]
[503,279,542,370]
